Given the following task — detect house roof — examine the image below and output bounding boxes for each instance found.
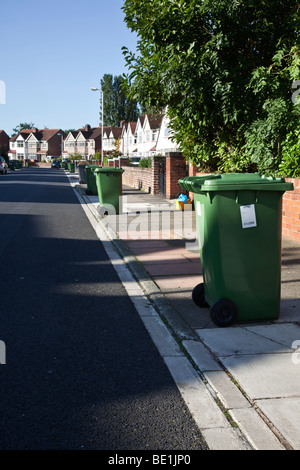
[76,126,103,140]
[147,114,162,130]
[127,122,137,133]
[102,126,122,139]
[10,129,63,142]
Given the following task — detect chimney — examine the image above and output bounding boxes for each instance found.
[85,124,91,132]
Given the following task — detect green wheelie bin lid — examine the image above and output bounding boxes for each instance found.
[93,167,124,174]
[179,173,294,193]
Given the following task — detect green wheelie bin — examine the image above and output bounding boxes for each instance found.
[85,165,101,195]
[94,167,124,215]
[179,173,294,327]
[67,162,75,173]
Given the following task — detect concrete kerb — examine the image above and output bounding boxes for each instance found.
[69,175,287,451]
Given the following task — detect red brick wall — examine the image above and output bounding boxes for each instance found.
[166,153,187,199]
[151,157,161,195]
[122,166,152,193]
[47,134,61,157]
[0,131,9,152]
[282,178,300,243]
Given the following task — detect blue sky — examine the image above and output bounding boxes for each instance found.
[0,0,138,136]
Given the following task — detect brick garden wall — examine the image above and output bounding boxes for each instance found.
[114,153,187,198]
[166,152,187,199]
[282,178,300,243]
[122,166,153,193]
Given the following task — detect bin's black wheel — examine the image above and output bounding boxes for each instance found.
[192,283,209,308]
[97,205,109,216]
[210,299,237,327]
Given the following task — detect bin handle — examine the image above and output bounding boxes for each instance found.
[235,190,260,204]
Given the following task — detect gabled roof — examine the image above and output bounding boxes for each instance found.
[66,131,79,140]
[109,127,122,139]
[147,114,162,130]
[102,126,122,139]
[10,128,63,142]
[127,122,137,134]
[76,126,103,140]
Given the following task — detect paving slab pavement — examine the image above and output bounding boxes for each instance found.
[71,174,300,451]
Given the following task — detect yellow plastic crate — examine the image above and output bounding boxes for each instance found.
[176,200,193,210]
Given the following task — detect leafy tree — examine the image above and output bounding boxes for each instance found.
[100,74,140,126]
[12,122,36,137]
[122,0,300,173]
[63,129,76,135]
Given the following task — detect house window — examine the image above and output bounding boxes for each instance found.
[42,142,47,148]
[17,141,24,148]
[78,142,85,147]
[146,130,150,142]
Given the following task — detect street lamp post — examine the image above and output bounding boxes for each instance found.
[91,87,104,165]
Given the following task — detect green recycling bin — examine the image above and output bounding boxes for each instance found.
[179,173,294,327]
[85,165,101,195]
[94,167,124,215]
[67,162,75,173]
[9,161,15,171]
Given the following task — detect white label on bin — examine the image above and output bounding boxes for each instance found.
[196,201,201,216]
[240,204,257,229]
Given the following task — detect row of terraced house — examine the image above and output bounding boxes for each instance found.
[6,112,179,162]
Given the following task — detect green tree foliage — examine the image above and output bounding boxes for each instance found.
[100,74,140,126]
[12,122,36,137]
[122,0,300,173]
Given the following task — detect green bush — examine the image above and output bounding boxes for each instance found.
[278,129,300,177]
[139,157,152,168]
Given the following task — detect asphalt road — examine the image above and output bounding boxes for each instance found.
[0,168,207,451]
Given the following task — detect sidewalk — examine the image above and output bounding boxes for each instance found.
[72,174,300,451]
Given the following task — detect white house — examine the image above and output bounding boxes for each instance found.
[63,131,78,157]
[119,111,179,158]
[9,128,64,161]
[127,113,162,158]
[63,125,102,159]
[156,110,180,154]
[102,126,122,153]
[120,122,137,156]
